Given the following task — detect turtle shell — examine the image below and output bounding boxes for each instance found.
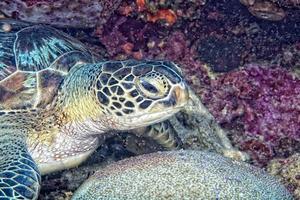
[0,19,95,110]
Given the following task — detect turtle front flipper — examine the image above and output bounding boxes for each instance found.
[0,128,41,199]
[132,120,182,150]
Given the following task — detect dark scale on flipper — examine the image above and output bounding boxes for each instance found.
[102,62,123,73]
[15,169,37,182]
[0,172,15,178]
[97,91,109,105]
[113,68,131,80]
[14,185,34,199]
[139,100,152,109]
[99,73,111,85]
[3,179,17,187]
[154,65,181,84]
[20,155,39,173]
[132,64,153,76]
[15,164,32,171]
[13,175,35,188]
[2,188,13,197]
[0,183,10,187]
[0,190,5,196]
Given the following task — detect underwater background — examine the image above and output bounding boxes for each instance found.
[0,0,299,199]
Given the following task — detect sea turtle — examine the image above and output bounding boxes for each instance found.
[0,19,189,199]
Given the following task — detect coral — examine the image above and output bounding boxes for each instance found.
[201,65,300,166]
[0,0,122,27]
[267,153,300,199]
[72,150,292,200]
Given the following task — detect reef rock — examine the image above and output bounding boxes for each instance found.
[0,0,122,28]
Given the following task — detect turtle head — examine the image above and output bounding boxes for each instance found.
[94,60,189,130]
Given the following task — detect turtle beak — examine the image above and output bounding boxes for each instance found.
[172,82,189,108]
[148,81,189,113]
[159,82,189,108]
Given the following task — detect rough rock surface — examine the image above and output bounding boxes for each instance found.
[0,0,122,28]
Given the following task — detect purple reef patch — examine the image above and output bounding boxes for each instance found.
[202,65,300,166]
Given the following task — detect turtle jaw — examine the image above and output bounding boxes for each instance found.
[109,107,182,130]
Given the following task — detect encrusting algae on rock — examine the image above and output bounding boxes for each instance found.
[72,150,293,200]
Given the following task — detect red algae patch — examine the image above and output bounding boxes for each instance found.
[202,65,300,166]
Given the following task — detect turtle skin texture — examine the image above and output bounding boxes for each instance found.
[0,19,189,199]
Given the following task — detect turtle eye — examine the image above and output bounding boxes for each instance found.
[140,80,158,94]
[136,74,169,99]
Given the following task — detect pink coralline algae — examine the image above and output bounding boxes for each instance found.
[202,65,300,166]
